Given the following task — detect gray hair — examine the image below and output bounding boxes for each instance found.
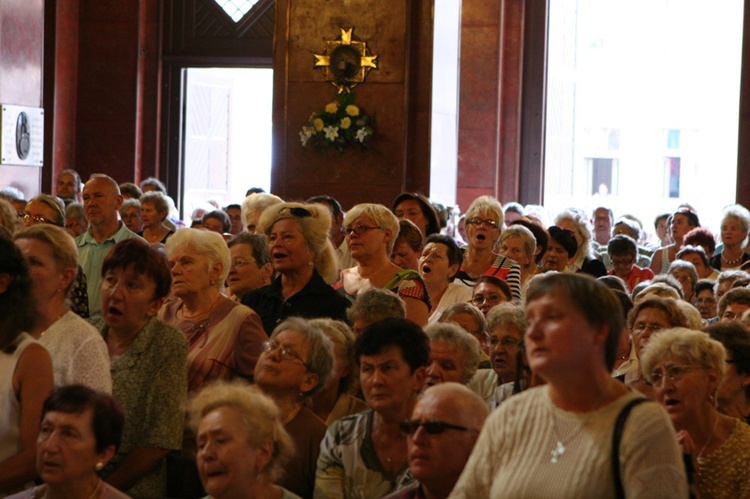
[486,302,526,335]
[165,228,231,289]
[140,191,169,220]
[188,381,294,481]
[640,327,726,387]
[347,288,406,324]
[424,322,481,383]
[555,207,594,259]
[668,260,698,287]
[720,204,750,234]
[270,317,335,398]
[227,232,271,266]
[260,202,339,283]
[715,270,750,297]
[120,198,141,214]
[65,202,86,225]
[309,318,358,395]
[438,302,488,336]
[344,203,401,253]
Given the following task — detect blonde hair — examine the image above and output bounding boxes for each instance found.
[640,327,726,387]
[14,224,79,293]
[344,203,401,253]
[260,202,339,284]
[189,381,294,481]
[465,196,504,227]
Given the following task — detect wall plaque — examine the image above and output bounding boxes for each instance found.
[1,105,44,167]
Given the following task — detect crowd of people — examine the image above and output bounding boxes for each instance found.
[0,170,750,498]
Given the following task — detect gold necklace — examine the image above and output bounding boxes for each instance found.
[39,310,68,338]
[696,414,719,466]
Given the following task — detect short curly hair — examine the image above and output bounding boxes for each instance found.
[189,381,293,482]
[424,321,481,383]
[640,328,726,387]
[627,296,689,331]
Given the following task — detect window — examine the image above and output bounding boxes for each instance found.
[214,0,259,22]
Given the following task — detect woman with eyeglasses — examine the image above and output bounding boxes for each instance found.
[14,225,110,392]
[160,228,267,393]
[254,317,334,498]
[470,276,512,316]
[453,196,522,302]
[226,232,274,301]
[418,234,471,323]
[641,327,750,497]
[607,234,654,293]
[242,202,351,334]
[335,203,431,326]
[451,273,686,498]
[624,296,689,397]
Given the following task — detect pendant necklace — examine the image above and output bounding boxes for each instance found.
[549,383,612,464]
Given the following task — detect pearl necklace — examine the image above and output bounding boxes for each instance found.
[721,252,744,266]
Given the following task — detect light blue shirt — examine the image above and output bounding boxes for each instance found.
[76,222,142,329]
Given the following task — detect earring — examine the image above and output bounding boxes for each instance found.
[95,462,104,471]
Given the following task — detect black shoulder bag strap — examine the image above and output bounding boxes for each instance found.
[612,397,649,499]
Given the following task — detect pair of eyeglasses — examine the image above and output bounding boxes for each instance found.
[399,419,473,436]
[261,341,310,369]
[631,323,665,336]
[280,206,311,218]
[489,336,520,348]
[649,364,703,386]
[343,225,381,236]
[471,294,506,306]
[20,213,63,227]
[465,217,498,229]
[230,259,257,269]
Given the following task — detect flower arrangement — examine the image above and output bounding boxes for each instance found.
[300,92,374,153]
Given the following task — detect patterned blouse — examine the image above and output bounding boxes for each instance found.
[334,269,431,312]
[696,419,750,498]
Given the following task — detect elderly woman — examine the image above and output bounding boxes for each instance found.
[242,192,283,233]
[160,228,266,392]
[418,234,471,323]
[65,202,88,238]
[137,191,173,244]
[242,202,351,334]
[677,245,718,281]
[98,239,188,497]
[498,224,538,291]
[14,225,110,392]
[471,276,512,315]
[486,303,525,387]
[335,203,430,326]
[0,197,20,234]
[189,382,300,499]
[0,237,54,493]
[226,232,273,301]
[392,192,441,237]
[668,259,699,302]
[718,287,750,322]
[6,385,129,499]
[453,196,522,301]
[641,328,750,497]
[253,317,334,498]
[390,219,423,271]
[438,302,491,361]
[554,208,607,277]
[704,322,750,423]
[542,226,577,273]
[650,208,701,275]
[346,287,406,335]
[711,204,750,271]
[694,279,718,321]
[202,210,231,235]
[22,194,65,228]
[684,228,717,264]
[423,321,481,389]
[308,318,368,425]
[451,273,687,498]
[119,198,142,234]
[315,318,429,498]
[624,296,690,396]
[607,234,654,293]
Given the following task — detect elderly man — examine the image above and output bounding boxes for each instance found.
[346,287,407,335]
[423,322,481,389]
[76,174,141,328]
[591,206,613,247]
[386,383,489,499]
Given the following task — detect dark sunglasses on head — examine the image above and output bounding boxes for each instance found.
[280,206,311,218]
[399,419,472,436]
